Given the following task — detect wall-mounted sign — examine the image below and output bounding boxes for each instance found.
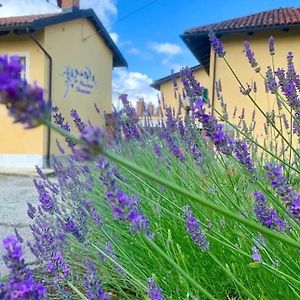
[61,66,98,98]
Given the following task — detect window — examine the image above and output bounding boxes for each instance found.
[5,53,29,80]
[18,56,27,80]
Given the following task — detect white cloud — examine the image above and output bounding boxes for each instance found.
[109,32,119,44]
[149,42,183,56]
[112,69,158,109]
[162,58,182,72]
[127,47,141,55]
[80,0,117,29]
[127,47,153,60]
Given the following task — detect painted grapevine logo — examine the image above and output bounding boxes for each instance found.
[61,66,98,98]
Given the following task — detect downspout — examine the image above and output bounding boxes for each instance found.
[27,29,52,168]
[211,50,217,116]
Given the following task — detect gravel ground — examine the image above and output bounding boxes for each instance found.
[0,175,38,277]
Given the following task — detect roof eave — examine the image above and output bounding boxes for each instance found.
[180,33,210,74]
[183,22,300,36]
[150,82,160,90]
[0,9,127,68]
[151,64,203,91]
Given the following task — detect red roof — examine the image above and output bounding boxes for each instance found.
[0,10,127,67]
[0,13,60,28]
[185,7,300,34]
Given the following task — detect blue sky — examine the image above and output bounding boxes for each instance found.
[0,0,299,104]
[111,0,300,103]
[114,0,300,79]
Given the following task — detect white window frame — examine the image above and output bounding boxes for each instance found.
[4,52,30,81]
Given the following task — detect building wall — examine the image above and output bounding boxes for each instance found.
[210,29,300,145]
[159,68,210,114]
[0,32,46,168]
[42,18,113,155]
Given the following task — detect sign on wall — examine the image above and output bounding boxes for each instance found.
[61,66,98,98]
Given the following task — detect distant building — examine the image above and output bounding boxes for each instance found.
[136,97,145,117]
[151,65,209,114]
[147,102,155,115]
[0,0,127,168]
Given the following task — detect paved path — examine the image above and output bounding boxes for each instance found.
[0,175,38,277]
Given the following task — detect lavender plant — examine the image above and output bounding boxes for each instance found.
[0,38,300,300]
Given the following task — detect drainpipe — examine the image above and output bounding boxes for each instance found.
[211,50,217,116]
[27,30,52,168]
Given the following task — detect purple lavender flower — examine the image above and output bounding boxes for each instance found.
[27,202,36,219]
[282,113,289,130]
[243,41,260,72]
[251,246,261,262]
[0,55,50,128]
[106,190,151,234]
[233,140,255,172]
[70,108,86,133]
[83,199,103,225]
[147,277,165,300]
[84,261,111,300]
[177,119,185,138]
[265,163,300,222]
[165,135,185,161]
[97,156,152,236]
[53,109,75,148]
[268,36,275,56]
[119,94,140,139]
[14,229,24,244]
[180,67,206,98]
[253,191,286,231]
[46,252,71,280]
[3,235,23,262]
[183,205,209,251]
[200,114,233,155]
[275,57,300,135]
[286,52,300,88]
[64,216,86,242]
[74,125,105,162]
[181,66,257,175]
[190,143,204,164]
[209,33,225,57]
[265,67,279,94]
[165,107,177,133]
[1,235,46,299]
[34,179,56,212]
[239,83,252,95]
[153,144,162,157]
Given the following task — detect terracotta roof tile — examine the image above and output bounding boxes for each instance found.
[185,7,300,34]
[0,13,60,28]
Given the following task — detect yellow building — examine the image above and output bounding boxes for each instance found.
[0,0,127,168]
[152,7,300,142]
[151,65,210,112]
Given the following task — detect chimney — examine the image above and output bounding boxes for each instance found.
[57,0,80,12]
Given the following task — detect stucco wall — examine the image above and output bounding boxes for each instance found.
[159,67,210,114]
[0,32,46,167]
[42,18,113,155]
[210,29,300,145]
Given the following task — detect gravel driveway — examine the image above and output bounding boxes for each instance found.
[0,175,38,277]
